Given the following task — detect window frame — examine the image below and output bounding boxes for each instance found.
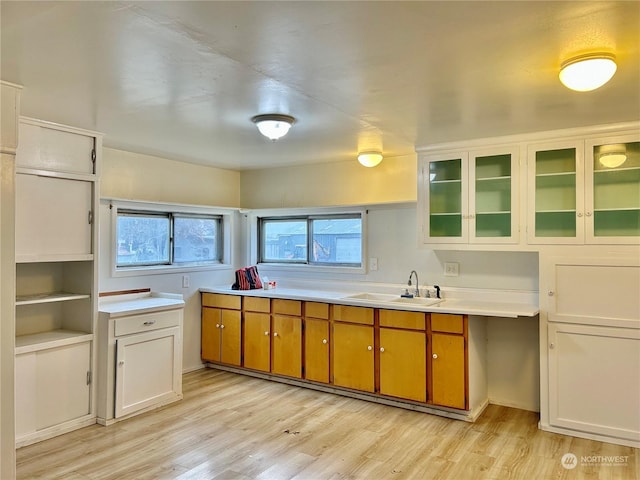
[252,208,367,274]
[109,199,235,277]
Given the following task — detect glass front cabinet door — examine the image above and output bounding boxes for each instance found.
[528,134,639,244]
[586,134,640,243]
[421,147,519,244]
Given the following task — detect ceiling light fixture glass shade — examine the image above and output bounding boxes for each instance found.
[598,144,627,168]
[251,114,295,141]
[358,151,383,167]
[559,53,617,92]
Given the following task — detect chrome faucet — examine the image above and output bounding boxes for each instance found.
[408,270,420,297]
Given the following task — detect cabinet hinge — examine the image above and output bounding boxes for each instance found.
[86,371,92,385]
[88,210,93,225]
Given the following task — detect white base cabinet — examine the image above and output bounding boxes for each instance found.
[98,293,184,425]
[548,323,640,443]
[15,339,92,447]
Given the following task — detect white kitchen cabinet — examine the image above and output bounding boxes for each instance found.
[15,339,92,446]
[16,117,97,175]
[97,293,184,425]
[419,146,519,245]
[14,117,102,446]
[548,322,640,443]
[15,173,93,261]
[527,133,640,245]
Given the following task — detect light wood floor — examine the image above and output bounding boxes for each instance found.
[17,368,639,480]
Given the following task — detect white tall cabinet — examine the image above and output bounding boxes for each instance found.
[14,117,102,447]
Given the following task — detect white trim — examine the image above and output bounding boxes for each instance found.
[105,198,237,278]
[246,205,368,274]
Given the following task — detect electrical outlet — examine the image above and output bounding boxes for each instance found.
[182,275,190,288]
[444,262,459,276]
[369,257,378,271]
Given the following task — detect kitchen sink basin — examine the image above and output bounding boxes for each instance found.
[388,297,443,307]
[343,292,400,301]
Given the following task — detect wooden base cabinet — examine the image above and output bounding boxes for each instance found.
[379,328,426,402]
[201,294,241,366]
[333,322,375,393]
[243,311,271,372]
[304,302,330,383]
[429,314,467,410]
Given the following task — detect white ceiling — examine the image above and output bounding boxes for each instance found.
[2,1,639,170]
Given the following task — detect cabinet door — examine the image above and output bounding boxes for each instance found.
[585,135,640,243]
[16,174,92,259]
[333,323,374,392]
[304,318,329,383]
[431,333,466,409]
[548,323,640,442]
[220,309,241,366]
[527,141,584,244]
[37,342,91,429]
[379,329,426,402]
[201,307,221,362]
[469,148,519,244]
[115,327,181,418]
[243,312,271,372]
[17,120,95,174]
[271,315,302,378]
[421,153,469,243]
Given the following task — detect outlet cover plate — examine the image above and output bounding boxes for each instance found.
[444,262,459,277]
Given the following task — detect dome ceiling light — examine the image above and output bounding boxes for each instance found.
[559,53,617,92]
[251,114,295,141]
[358,151,383,167]
[598,144,627,169]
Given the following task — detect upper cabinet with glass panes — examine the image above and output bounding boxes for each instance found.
[527,133,640,245]
[419,147,519,245]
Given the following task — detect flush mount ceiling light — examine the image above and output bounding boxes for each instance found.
[251,114,295,141]
[559,53,617,92]
[358,151,383,167]
[598,144,627,168]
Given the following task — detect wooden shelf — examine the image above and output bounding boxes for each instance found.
[15,330,93,355]
[16,292,90,306]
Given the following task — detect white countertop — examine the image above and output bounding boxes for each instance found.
[200,286,539,318]
[99,292,184,317]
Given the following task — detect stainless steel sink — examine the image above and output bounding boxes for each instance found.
[343,292,400,301]
[388,297,443,307]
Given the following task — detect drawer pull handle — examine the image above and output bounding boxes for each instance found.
[143,321,156,326]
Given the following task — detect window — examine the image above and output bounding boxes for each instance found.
[259,214,362,267]
[116,209,222,268]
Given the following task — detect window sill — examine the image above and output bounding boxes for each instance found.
[113,262,233,278]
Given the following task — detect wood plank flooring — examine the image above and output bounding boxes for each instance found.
[17,368,639,480]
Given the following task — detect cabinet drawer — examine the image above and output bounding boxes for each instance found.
[305,302,329,319]
[202,293,241,310]
[114,309,181,337]
[272,299,301,316]
[379,310,426,330]
[332,305,374,325]
[243,296,270,313]
[431,313,464,334]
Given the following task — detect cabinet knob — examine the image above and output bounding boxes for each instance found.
[550,343,555,349]
[322,339,327,344]
[432,353,438,359]
[143,320,156,326]
[577,212,583,217]
[380,347,385,353]
[220,324,225,329]
[548,291,554,297]
[367,345,372,351]
[273,332,278,337]
[586,211,592,217]
[118,361,124,366]
[215,323,220,328]
[264,331,269,336]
